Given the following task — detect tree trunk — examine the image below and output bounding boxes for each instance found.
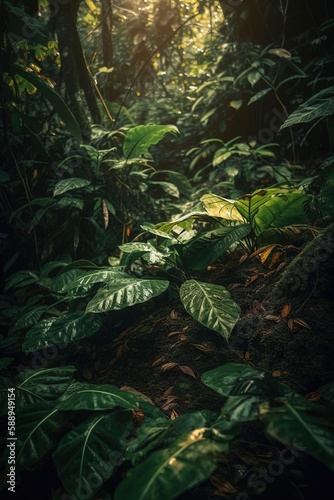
[53,0,101,133]
[101,0,114,100]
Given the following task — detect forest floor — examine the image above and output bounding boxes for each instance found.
[63,237,334,499]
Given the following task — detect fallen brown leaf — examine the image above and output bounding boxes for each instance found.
[179,365,197,379]
[160,362,179,372]
[152,356,166,367]
[281,303,291,318]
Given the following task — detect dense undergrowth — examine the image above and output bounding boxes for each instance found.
[1,1,334,499]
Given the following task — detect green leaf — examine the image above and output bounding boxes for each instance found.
[125,419,171,465]
[159,171,193,199]
[86,278,169,313]
[219,395,261,422]
[317,381,334,403]
[15,366,76,408]
[182,225,251,270]
[57,382,141,410]
[229,99,243,110]
[149,180,180,198]
[22,313,103,352]
[200,193,245,221]
[12,305,49,331]
[58,268,127,296]
[280,86,334,130]
[16,402,70,470]
[114,429,228,500]
[248,88,272,105]
[53,410,133,500]
[11,64,83,141]
[260,397,334,471]
[123,125,179,159]
[254,192,309,235]
[201,363,292,398]
[180,281,241,340]
[247,70,263,87]
[53,178,91,197]
[5,270,39,291]
[119,242,170,266]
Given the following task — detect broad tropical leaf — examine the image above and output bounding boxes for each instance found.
[183,224,251,270]
[12,305,48,331]
[57,382,141,410]
[16,402,70,470]
[53,410,133,500]
[180,281,240,340]
[200,193,245,221]
[120,242,170,266]
[58,268,127,296]
[114,429,229,500]
[123,125,179,159]
[22,313,102,352]
[125,419,171,465]
[235,188,282,223]
[260,397,334,470]
[201,363,293,398]
[280,86,334,130]
[86,277,169,313]
[254,192,309,235]
[53,178,91,197]
[14,366,76,408]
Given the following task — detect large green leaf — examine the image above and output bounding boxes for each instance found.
[260,397,334,470]
[201,363,294,398]
[200,193,245,222]
[53,178,91,197]
[235,188,282,223]
[125,419,171,466]
[114,429,229,500]
[16,402,70,470]
[254,192,309,235]
[53,410,133,500]
[179,280,240,340]
[14,366,76,409]
[123,125,179,159]
[119,242,170,267]
[280,86,334,130]
[57,382,141,410]
[183,224,251,270]
[11,64,82,141]
[57,268,127,296]
[12,305,50,331]
[22,313,103,352]
[86,277,169,313]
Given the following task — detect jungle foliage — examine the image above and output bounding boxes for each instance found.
[1,0,334,499]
